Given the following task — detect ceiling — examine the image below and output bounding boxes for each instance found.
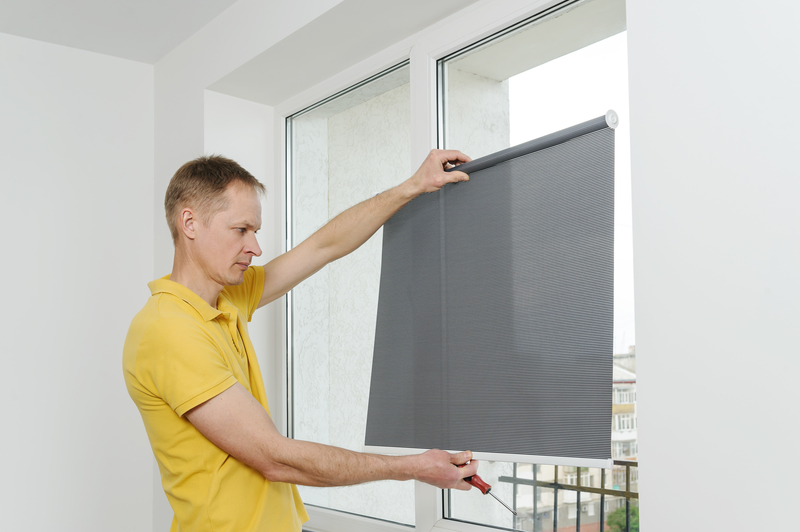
[208,0,484,106]
[0,0,240,63]
[0,0,485,104]
[452,0,625,81]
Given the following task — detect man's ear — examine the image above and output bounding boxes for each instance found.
[179,208,198,241]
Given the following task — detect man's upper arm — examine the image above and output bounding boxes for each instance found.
[139,317,239,416]
[185,382,284,478]
[258,239,330,309]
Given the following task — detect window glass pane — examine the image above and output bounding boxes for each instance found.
[440,0,637,529]
[287,64,413,525]
[447,460,516,528]
[536,483,555,532]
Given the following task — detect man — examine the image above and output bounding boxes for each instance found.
[123,150,478,531]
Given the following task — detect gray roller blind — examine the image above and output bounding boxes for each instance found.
[366,114,616,466]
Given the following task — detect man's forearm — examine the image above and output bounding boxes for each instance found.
[265,436,476,490]
[186,383,478,490]
[309,180,418,263]
[262,437,412,486]
[308,150,470,263]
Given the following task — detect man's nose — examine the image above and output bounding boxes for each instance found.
[247,233,262,257]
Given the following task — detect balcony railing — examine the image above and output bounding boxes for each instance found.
[492,460,639,532]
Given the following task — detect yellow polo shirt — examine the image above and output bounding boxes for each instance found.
[123,266,308,532]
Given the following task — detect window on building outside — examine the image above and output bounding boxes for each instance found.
[564,471,592,486]
[615,387,636,404]
[439,0,635,529]
[614,413,637,431]
[286,63,413,526]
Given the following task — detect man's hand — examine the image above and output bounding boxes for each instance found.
[407,449,478,491]
[404,149,471,196]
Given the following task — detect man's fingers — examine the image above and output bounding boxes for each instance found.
[450,450,473,466]
[437,149,470,183]
[453,479,475,491]
[415,449,481,491]
[460,460,479,477]
[434,149,472,166]
[453,454,479,492]
[446,169,470,183]
[451,450,479,481]
[408,149,471,195]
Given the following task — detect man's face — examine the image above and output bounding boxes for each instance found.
[194,182,263,287]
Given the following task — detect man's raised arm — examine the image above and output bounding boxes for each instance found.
[185,382,478,489]
[257,149,470,309]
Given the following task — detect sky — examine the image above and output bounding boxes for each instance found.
[509,32,635,355]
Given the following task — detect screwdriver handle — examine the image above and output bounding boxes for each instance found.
[464,474,491,495]
[463,470,518,516]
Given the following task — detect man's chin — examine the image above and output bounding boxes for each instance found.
[226,273,246,286]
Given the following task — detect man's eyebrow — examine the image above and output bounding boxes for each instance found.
[231,220,261,230]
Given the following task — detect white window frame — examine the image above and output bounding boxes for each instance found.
[614,413,637,431]
[615,387,636,404]
[274,1,603,531]
[565,471,593,486]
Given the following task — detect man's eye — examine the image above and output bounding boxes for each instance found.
[237,228,246,234]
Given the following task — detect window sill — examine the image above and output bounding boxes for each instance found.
[303,505,412,532]
[304,506,500,532]
[432,518,506,532]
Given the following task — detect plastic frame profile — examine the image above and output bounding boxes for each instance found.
[277,0,621,531]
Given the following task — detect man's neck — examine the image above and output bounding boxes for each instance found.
[170,251,223,309]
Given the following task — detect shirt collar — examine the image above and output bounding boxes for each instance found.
[148,276,223,322]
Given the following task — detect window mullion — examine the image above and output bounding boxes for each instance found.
[409,43,444,532]
[409,45,438,165]
[414,481,442,532]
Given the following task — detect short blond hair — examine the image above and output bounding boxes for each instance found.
[164,155,266,243]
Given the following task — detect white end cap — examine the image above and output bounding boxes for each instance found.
[605,109,619,129]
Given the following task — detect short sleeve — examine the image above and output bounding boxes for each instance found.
[222,265,265,321]
[136,316,237,416]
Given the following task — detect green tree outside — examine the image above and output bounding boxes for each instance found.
[606,505,639,532]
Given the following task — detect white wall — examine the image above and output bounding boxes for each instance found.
[203,89,278,411]
[445,67,509,159]
[154,0,343,279]
[627,0,800,530]
[0,33,154,531]
[290,112,331,455]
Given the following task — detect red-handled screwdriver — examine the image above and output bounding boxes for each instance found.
[464,474,518,516]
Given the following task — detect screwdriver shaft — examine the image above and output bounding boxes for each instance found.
[489,491,517,516]
[461,469,517,516]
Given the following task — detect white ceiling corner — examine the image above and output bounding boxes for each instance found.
[0,0,240,63]
[0,0,484,103]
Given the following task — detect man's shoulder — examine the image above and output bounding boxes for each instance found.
[140,288,211,322]
[123,293,224,399]
[124,294,212,367]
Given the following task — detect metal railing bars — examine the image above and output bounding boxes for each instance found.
[496,460,638,532]
[498,461,639,501]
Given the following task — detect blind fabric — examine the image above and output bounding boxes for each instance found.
[366,115,615,465]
